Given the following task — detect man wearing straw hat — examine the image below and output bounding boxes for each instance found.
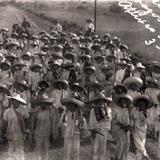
[31,95,54,160]
[131,95,153,160]
[61,97,85,160]
[88,93,112,160]
[112,94,132,160]
[2,94,27,160]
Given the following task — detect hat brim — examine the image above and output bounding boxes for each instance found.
[133,95,153,109]
[123,77,143,90]
[53,80,68,90]
[0,84,10,95]
[61,98,84,109]
[90,97,112,104]
[70,84,83,92]
[8,97,27,105]
[117,95,132,106]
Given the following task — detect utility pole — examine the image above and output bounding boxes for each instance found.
[34,0,37,13]
[94,0,97,32]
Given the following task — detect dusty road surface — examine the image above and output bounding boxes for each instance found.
[0,5,159,160]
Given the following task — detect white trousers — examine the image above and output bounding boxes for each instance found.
[64,132,80,160]
[35,137,49,160]
[8,139,25,160]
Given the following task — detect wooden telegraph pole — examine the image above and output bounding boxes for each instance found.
[94,0,97,32]
[34,0,37,13]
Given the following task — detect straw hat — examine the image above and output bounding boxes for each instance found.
[21,52,31,61]
[136,63,145,69]
[38,80,49,89]
[89,94,112,105]
[53,80,68,90]
[123,77,143,90]
[83,65,96,75]
[88,81,104,92]
[8,94,27,105]
[114,83,128,94]
[146,77,158,87]
[64,52,75,60]
[117,94,133,106]
[30,64,42,72]
[79,54,91,62]
[33,94,54,106]
[0,83,10,95]
[14,80,29,91]
[0,61,11,71]
[61,98,84,110]
[70,82,84,92]
[133,95,153,109]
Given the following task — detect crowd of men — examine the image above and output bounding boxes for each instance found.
[0,17,160,160]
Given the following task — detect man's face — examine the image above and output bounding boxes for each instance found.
[12,100,20,109]
[119,98,128,108]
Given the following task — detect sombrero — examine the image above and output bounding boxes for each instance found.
[61,62,74,70]
[38,80,49,89]
[103,33,110,39]
[70,82,84,92]
[6,41,19,47]
[11,32,19,39]
[100,64,113,72]
[84,36,92,43]
[21,33,28,38]
[53,80,68,90]
[89,94,112,105]
[35,51,47,58]
[0,83,10,95]
[51,52,63,60]
[64,52,75,60]
[117,94,133,106]
[114,83,128,94]
[21,52,31,61]
[93,38,101,44]
[119,44,128,50]
[51,30,58,36]
[71,37,79,44]
[61,98,84,109]
[120,58,131,63]
[151,63,160,74]
[88,81,104,92]
[94,55,105,63]
[108,42,116,49]
[33,95,54,106]
[49,60,61,69]
[123,77,143,90]
[30,64,42,72]
[5,53,17,63]
[133,95,153,109]
[117,61,129,67]
[79,54,91,62]
[86,18,94,23]
[39,31,47,35]
[79,46,90,53]
[91,44,101,51]
[14,80,29,91]
[12,62,26,71]
[106,54,116,62]
[136,63,145,69]
[146,77,158,87]
[8,94,27,105]
[41,45,50,52]
[83,65,96,75]
[30,35,39,40]
[0,61,11,71]
[1,28,9,32]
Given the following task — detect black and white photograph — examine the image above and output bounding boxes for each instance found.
[0,0,160,159]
